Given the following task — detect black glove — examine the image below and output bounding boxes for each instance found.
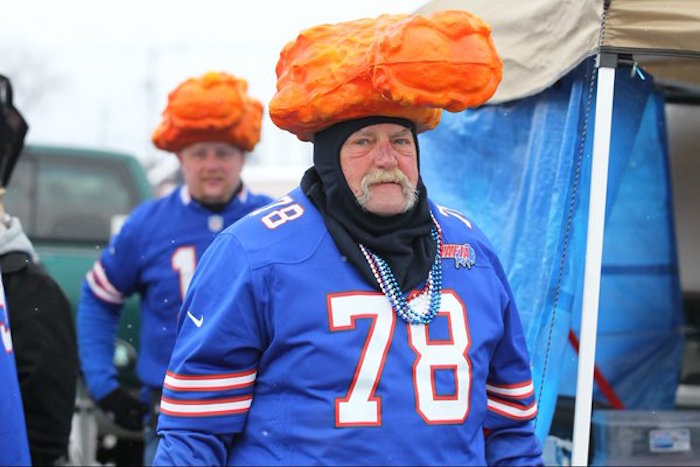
[97,387,148,431]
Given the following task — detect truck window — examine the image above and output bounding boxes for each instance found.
[4,150,141,244]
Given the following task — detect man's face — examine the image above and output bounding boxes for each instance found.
[177,142,245,204]
[340,123,419,216]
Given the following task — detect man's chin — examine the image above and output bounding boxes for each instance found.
[198,190,230,205]
[363,198,410,216]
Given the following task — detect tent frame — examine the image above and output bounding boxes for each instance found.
[571,52,618,465]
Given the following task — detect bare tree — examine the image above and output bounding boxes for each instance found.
[0,46,63,112]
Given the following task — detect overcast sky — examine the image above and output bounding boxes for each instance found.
[1,0,427,172]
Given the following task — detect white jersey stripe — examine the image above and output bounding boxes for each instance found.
[160,396,252,417]
[486,381,534,399]
[164,371,256,391]
[92,262,123,298]
[86,270,124,304]
[487,398,537,420]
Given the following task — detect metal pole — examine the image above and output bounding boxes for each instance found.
[571,54,616,466]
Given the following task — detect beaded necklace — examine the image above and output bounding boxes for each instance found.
[359,213,443,325]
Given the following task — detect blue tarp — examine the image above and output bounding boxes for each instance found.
[419,58,684,440]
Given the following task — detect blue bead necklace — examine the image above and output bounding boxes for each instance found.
[359,213,443,325]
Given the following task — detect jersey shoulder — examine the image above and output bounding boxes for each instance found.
[242,188,275,209]
[115,188,183,239]
[431,200,487,244]
[430,200,503,268]
[221,186,328,268]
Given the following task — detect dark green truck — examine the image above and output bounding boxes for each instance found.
[4,144,153,386]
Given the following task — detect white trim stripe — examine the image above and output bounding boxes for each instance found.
[160,396,252,417]
[93,262,122,297]
[164,371,256,391]
[86,270,124,304]
[486,381,534,399]
[487,398,538,420]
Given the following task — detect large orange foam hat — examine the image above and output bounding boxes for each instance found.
[269,10,502,142]
[152,72,263,153]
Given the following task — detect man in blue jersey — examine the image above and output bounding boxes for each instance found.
[155,11,543,466]
[77,71,273,464]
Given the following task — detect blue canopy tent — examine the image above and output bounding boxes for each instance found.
[420,57,683,433]
[417,0,700,463]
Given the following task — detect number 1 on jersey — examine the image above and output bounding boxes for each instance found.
[172,246,197,300]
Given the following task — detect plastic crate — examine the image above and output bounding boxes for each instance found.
[592,409,700,466]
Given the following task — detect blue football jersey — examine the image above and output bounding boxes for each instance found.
[155,187,542,466]
[78,185,273,400]
[0,275,32,466]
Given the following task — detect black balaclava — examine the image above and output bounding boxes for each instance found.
[300,116,435,292]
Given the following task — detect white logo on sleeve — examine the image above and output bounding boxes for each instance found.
[1,324,13,353]
[187,310,204,328]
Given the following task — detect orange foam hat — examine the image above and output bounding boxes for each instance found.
[152,72,263,153]
[269,10,503,142]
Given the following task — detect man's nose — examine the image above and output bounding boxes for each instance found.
[203,151,220,168]
[373,139,398,168]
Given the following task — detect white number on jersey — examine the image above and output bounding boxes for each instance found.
[328,290,472,426]
[408,293,471,424]
[250,195,305,229]
[437,205,472,229]
[171,246,197,300]
[261,204,304,229]
[329,294,396,426]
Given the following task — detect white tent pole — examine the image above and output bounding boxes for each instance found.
[571,56,616,466]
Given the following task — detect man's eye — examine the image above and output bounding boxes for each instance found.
[353,138,370,146]
[394,138,410,145]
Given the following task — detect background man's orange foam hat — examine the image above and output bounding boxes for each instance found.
[269,10,503,142]
[152,72,263,153]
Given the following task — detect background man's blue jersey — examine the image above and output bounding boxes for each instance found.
[156,187,541,466]
[78,185,273,400]
[0,275,31,466]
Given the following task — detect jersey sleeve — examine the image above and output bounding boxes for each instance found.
[483,257,543,466]
[153,429,234,466]
[77,211,143,400]
[156,231,267,462]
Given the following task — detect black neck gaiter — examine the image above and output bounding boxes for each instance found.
[196,182,243,213]
[300,116,435,292]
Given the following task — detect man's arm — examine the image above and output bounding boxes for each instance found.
[77,212,147,429]
[155,232,266,464]
[77,281,123,399]
[483,269,543,466]
[155,430,234,466]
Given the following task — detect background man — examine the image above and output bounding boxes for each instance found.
[155,11,542,465]
[77,71,273,464]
